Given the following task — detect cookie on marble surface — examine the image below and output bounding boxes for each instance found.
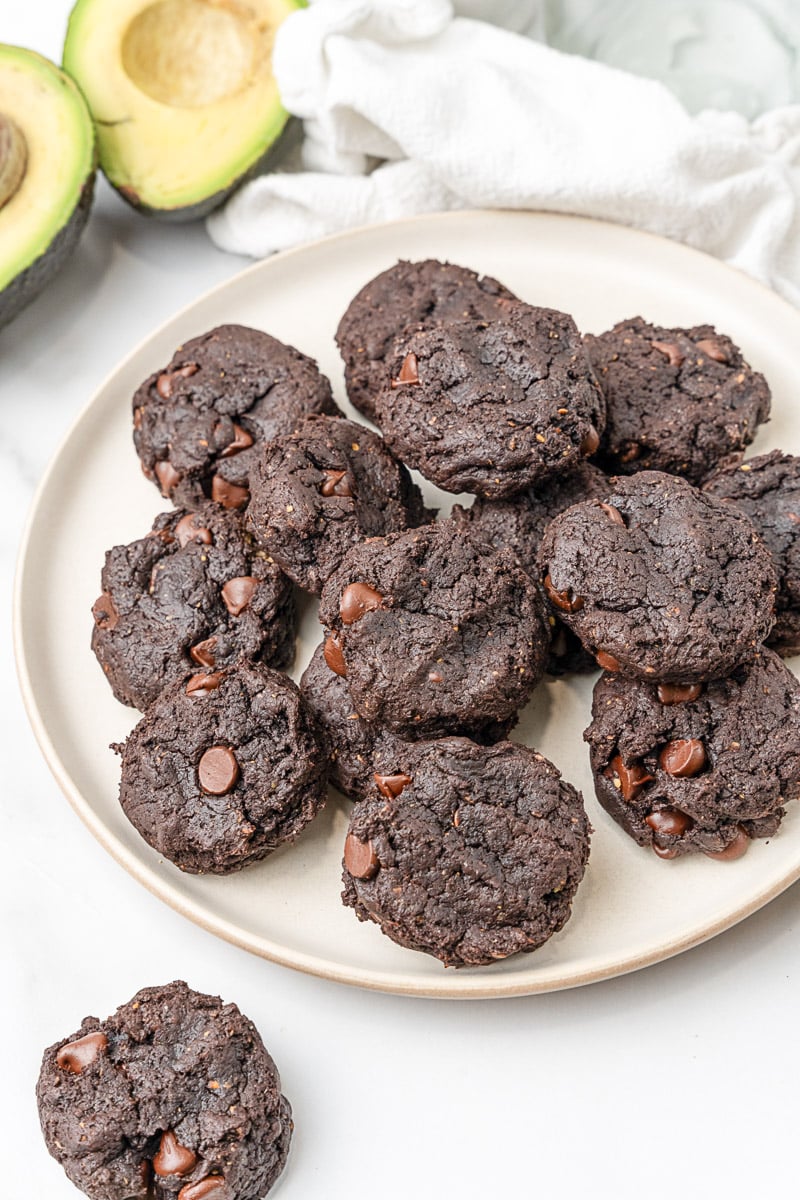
[91,505,296,711]
[117,662,325,875]
[133,323,340,511]
[538,471,777,683]
[703,450,800,656]
[335,258,517,422]
[246,414,432,594]
[36,980,291,1200]
[341,737,590,967]
[585,317,770,484]
[584,648,800,859]
[375,301,604,498]
[318,522,550,736]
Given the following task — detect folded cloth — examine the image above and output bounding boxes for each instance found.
[206,0,800,304]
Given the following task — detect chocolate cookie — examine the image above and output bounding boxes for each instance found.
[37,981,291,1200]
[585,317,771,483]
[299,642,515,800]
[318,522,550,736]
[374,302,604,498]
[118,662,326,874]
[703,450,800,656]
[538,471,777,683]
[246,415,432,594]
[133,324,340,511]
[91,505,296,711]
[584,648,800,859]
[341,738,590,967]
[335,258,517,421]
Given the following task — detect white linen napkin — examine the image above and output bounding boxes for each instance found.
[206,0,800,304]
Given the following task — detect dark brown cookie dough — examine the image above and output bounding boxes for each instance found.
[318,522,550,736]
[341,737,590,967]
[118,662,326,875]
[91,505,296,711]
[36,981,291,1200]
[585,317,770,483]
[703,450,800,656]
[299,642,515,800]
[374,301,604,498]
[246,415,432,594]
[335,258,517,421]
[538,471,777,683]
[584,648,800,859]
[133,324,340,511]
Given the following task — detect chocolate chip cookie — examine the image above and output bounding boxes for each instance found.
[91,505,296,711]
[585,317,771,483]
[538,471,777,683]
[341,737,590,967]
[318,522,550,736]
[117,662,326,874]
[374,301,604,498]
[703,450,800,656]
[335,258,517,421]
[36,980,291,1200]
[299,642,515,800]
[133,324,340,511]
[246,415,432,594]
[584,647,800,859]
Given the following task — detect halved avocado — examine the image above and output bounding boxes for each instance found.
[63,0,304,221]
[0,46,96,330]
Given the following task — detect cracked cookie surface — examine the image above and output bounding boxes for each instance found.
[118,662,325,875]
[36,980,291,1200]
[342,737,590,967]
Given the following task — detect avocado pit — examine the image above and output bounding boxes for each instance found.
[0,114,27,209]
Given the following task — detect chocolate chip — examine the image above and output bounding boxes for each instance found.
[133,406,143,430]
[543,573,584,613]
[605,754,653,802]
[155,459,181,496]
[391,351,420,387]
[340,581,384,625]
[211,475,249,509]
[344,832,380,879]
[153,1130,197,1178]
[580,425,600,456]
[198,746,239,795]
[323,633,347,677]
[374,772,412,799]
[219,423,254,458]
[178,1179,225,1200]
[92,592,119,631]
[175,513,213,548]
[618,441,641,464]
[595,650,620,672]
[56,1031,108,1073]
[659,738,706,777]
[651,340,685,367]
[320,469,353,498]
[156,363,199,399]
[645,807,693,836]
[653,844,679,860]
[695,338,729,363]
[705,825,750,861]
[657,682,703,705]
[221,576,258,616]
[185,672,223,696]
[598,503,625,526]
[190,637,218,667]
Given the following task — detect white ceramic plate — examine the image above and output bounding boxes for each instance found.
[15,210,800,998]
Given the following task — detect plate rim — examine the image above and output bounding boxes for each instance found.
[14,207,800,999]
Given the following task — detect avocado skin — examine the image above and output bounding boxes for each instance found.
[0,171,96,331]
[114,115,302,223]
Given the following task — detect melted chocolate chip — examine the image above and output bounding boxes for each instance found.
[221,576,258,617]
[155,460,181,496]
[92,592,119,631]
[543,573,584,613]
[185,672,224,697]
[705,825,750,861]
[659,738,706,778]
[323,633,347,677]
[580,425,600,456]
[175,514,213,548]
[190,637,218,668]
[391,352,420,387]
[657,683,703,705]
[219,423,254,458]
[598,503,625,526]
[153,1130,197,1178]
[374,772,412,799]
[645,807,693,837]
[178,1179,225,1200]
[653,843,679,860]
[651,340,685,367]
[211,476,249,509]
[695,338,729,363]
[595,650,621,672]
[155,363,200,400]
[340,581,384,625]
[56,1031,108,1074]
[320,469,353,498]
[605,754,653,802]
[198,746,240,796]
[344,833,380,879]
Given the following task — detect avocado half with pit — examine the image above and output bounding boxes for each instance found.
[64,0,304,221]
[0,46,96,331]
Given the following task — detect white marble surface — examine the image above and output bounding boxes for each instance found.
[5,7,800,1200]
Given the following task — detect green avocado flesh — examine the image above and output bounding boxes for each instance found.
[63,0,304,220]
[0,45,96,329]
